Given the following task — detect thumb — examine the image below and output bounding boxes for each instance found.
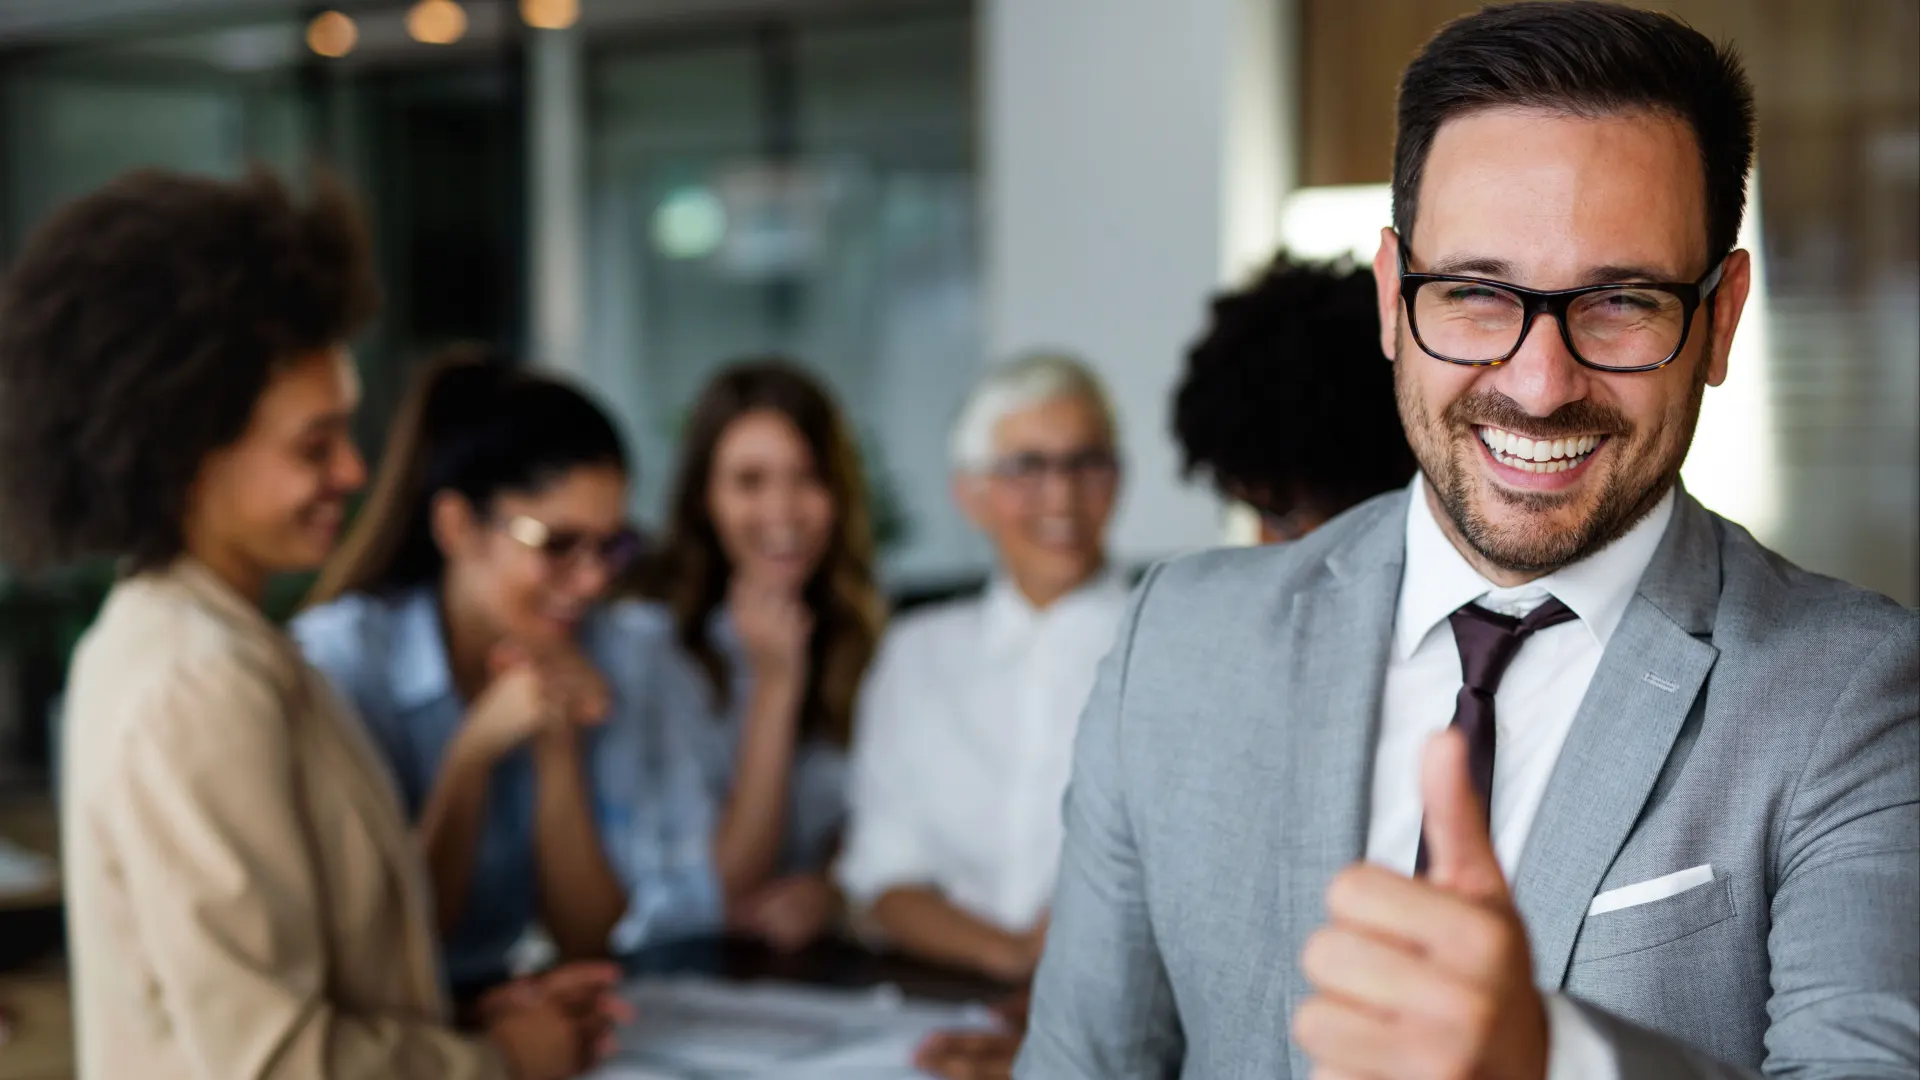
[1420,728,1510,904]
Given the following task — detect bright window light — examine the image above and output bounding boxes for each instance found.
[1278,183,1392,264]
[1680,176,1778,540]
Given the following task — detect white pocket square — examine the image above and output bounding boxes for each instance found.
[1587,863,1713,916]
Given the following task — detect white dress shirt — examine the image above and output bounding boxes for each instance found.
[837,569,1130,933]
[1367,476,1674,1079]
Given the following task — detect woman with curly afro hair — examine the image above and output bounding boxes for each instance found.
[1172,251,1417,542]
[0,169,618,1080]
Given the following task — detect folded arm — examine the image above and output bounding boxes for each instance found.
[531,729,628,959]
[710,674,803,902]
[838,635,1036,978]
[871,887,1041,982]
[416,728,498,939]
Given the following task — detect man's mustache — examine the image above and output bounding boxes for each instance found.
[1442,390,1628,440]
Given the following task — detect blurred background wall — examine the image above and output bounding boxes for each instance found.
[0,0,1913,781]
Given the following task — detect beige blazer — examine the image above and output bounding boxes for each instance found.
[60,561,509,1079]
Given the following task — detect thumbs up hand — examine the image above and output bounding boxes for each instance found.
[1290,729,1550,1080]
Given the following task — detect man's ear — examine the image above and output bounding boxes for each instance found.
[1372,227,1403,362]
[1703,248,1752,388]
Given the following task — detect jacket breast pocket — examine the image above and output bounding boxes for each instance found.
[1572,874,1737,964]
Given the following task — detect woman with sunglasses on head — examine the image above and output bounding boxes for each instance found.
[295,348,681,996]
[0,171,602,1080]
[628,359,885,951]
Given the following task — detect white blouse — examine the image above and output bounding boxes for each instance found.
[837,571,1130,933]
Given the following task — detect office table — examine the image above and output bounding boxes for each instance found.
[605,936,1016,1078]
[622,935,1015,1004]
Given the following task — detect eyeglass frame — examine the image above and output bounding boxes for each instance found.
[501,514,643,575]
[1395,236,1726,374]
[982,448,1122,494]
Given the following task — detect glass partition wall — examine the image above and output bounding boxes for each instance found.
[0,0,980,780]
[584,7,980,583]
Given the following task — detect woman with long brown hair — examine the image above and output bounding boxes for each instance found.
[629,358,885,949]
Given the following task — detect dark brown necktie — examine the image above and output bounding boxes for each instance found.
[1413,596,1578,876]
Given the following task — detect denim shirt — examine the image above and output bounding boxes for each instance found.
[626,601,850,877]
[290,590,725,987]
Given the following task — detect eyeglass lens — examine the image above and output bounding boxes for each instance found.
[1411,280,1689,369]
[991,449,1119,487]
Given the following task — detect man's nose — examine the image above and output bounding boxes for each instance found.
[1487,312,1593,419]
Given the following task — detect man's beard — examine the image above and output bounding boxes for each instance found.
[1394,351,1705,576]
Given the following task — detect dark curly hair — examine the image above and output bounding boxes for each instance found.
[1172,251,1416,521]
[0,167,378,572]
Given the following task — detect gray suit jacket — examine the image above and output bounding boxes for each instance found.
[1017,490,1918,1079]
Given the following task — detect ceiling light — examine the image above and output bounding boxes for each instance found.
[306,11,357,58]
[407,0,468,45]
[521,0,579,31]
[653,186,728,260]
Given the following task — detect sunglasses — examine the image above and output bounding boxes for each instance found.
[501,515,644,575]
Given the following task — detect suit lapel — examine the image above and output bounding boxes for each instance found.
[1512,493,1722,988]
[1276,497,1407,1080]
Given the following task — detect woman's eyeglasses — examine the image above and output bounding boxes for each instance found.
[986,449,1120,495]
[502,515,643,575]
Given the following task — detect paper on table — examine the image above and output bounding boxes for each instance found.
[586,976,999,1080]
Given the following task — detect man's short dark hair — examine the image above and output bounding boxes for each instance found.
[1393,0,1756,264]
[0,168,378,571]
[1173,252,1416,520]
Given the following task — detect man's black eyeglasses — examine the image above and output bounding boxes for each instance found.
[1396,238,1724,373]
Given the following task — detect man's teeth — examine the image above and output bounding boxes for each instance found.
[1476,427,1603,473]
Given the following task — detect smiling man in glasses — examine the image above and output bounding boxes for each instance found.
[1018,4,1917,1080]
[838,353,1126,998]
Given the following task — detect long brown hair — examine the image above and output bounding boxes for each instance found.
[634,358,884,748]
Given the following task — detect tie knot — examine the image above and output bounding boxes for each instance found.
[1449,596,1577,693]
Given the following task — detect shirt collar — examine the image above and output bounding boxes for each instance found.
[982,564,1127,644]
[388,587,454,709]
[165,557,279,640]
[1393,475,1675,661]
